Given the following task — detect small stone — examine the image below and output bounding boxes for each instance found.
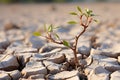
[110,70,120,80]
[22,67,47,78]
[104,63,120,72]
[88,66,110,80]
[22,61,47,78]
[99,57,120,72]
[47,53,66,64]
[7,70,21,80]
[0,55,19,71]
[48,70,79,80]
[43,60,62,74]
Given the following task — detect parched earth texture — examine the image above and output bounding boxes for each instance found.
[0,3,120,80]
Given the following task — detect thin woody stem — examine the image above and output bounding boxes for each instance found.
[72,27,86,68]
[71,15,92,68]
[45,13,93,69]
[46,33,74,50]
[46,33,63,44]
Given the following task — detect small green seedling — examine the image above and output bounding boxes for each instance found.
[33,6,97,69]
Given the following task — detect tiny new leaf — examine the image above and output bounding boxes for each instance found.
[63,40,70,47]
[85,8,93,16]
[77,6,82,14]
[54,33,60,39]
[68,21,77,24]
[48,24,53,32]
[33,32,41,36]
[94,19,99,23]
[69,12,78,15]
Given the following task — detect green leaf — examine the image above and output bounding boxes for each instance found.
[54,33,60,39]
[89,10,93,13]
[94,19,99,23]
[69,12,78,15]
[77,6,82,14]
[48,24,53,32]
[33,32,41,36]
[85,9,93,16]
[68,21,77,24]
[63,40,70,47]
[86,9,92,13]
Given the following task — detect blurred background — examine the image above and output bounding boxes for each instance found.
[0,0,120,3]
[0,0,120,56]
[0,0,120,45]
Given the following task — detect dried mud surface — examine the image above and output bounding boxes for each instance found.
[0,3,120,80]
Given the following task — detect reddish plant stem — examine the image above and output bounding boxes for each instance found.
[72,27,86,68]
[46,15,92,69]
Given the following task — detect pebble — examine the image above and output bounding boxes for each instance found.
[47,53,66,64]
[0,55,19,71]
[43,60,63,74]
[7,70,21,80]
[88,66,110,80]
[0,70,21,80]
[22,61,47,78]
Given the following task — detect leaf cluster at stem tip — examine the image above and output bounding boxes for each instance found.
[68,6,98,24]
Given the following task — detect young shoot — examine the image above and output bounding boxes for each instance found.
[33,6,97,69]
